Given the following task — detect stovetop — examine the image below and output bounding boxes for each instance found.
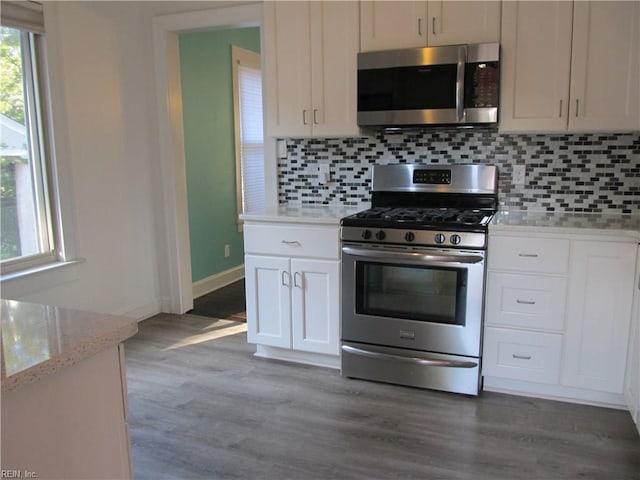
[340,164,498,249]
[343,206,494,229]
[340,206,495,249]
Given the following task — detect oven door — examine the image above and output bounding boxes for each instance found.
[341,243,485,358]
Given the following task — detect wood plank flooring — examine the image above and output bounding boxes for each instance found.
[124,313,640,480]
[190,280,246,322]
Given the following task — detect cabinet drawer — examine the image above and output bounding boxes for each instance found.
[486,273,567,331]
[244,224,339,259]
[488,236,570,274]
[483,327,562,385]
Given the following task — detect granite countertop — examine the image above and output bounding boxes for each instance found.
[492,210,640,240]
[240,203,365,225]
[1,300,138,393]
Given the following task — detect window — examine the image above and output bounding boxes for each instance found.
[1,2,61,275]
[232,45,264,230]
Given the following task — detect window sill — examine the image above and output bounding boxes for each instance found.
[1,258,85,299]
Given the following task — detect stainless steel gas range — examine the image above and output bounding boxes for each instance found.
[340,163,498,395]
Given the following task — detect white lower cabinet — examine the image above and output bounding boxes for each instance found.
[484,231,638,407]
[244,222,340,366]
[562,241,637,393]
[2,345,132,479]
[245,255,292,349]
[624,246,640,433]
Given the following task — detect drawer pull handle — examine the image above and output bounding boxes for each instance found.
[516,300,536,305]
[518,253,538,258]
[282,240,302,247]
[513,354,532,360]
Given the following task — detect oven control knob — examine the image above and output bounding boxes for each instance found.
[361,229,372,240]
[450,234,462,245]
[434,233,446,244]
[375,230,386,240]
[405,232,415,242]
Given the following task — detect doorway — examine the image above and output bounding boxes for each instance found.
[178,27,260,314]
[152,3,265,314]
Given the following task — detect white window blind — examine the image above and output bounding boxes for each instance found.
[232,46,264,228]
[238,62,264,212]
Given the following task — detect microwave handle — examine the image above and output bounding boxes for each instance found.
[456,46,467,122]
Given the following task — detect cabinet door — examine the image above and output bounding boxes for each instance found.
[309,1,360,137]
[263,1,312,137]
[563,241,637,393]
[360,1,427,51]
[499,1,573,133]
[290,259,340,355]
[625,248,640,429]
[427,1,501,46]
[245,255,291,348]
[569,1,640,132]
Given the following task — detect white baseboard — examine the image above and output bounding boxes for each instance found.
[193,264,245,299]
[483,376,627,410]
[112,298,162,322]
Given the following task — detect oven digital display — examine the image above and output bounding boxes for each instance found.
[413,169,451,184]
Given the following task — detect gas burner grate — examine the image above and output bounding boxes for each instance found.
[350,207,492,227]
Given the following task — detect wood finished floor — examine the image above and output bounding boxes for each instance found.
[125,314,640,480]
[190,280,246,322]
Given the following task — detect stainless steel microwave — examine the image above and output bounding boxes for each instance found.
[357,42,500,128]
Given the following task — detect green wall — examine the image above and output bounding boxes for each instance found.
[179,27,260,283]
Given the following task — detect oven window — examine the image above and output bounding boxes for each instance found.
[355,262,467,326]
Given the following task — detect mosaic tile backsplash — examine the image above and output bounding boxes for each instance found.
[278,130,640,214]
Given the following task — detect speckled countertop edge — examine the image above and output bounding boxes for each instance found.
[240,203,365,225]
[1,306,138,394]
[491,210,640,241]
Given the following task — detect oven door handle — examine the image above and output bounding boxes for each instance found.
[342,345,478,369]
[341,246,484,265]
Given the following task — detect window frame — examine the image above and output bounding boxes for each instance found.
[1,2,78,281]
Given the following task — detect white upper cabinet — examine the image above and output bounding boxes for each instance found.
[360,1,501,52]
[263,2,310,138]
[500,1,640,133]
[263,1,359,138]
[569,2,640,132]
[427,1,502,46]
[499,1,573,132]
[360,1,427,51]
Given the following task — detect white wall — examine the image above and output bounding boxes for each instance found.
[1,1,243,318]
